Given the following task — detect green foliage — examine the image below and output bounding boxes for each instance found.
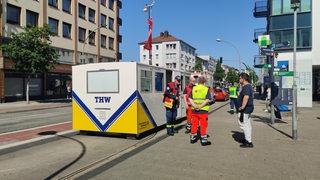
[213,60,225,81]
[194,60,203,71]
[226,69,239,84]
[1,24,59,74]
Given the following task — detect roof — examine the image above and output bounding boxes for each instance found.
[138,31,196,50]
[138,34,180,44]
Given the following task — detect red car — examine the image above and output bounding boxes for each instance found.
[214,88,230,101]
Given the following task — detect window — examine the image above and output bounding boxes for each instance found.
[48,17,59,35]
[63,22,71,38]
[78,3,86,19]
[89,8,95,23]
[101,14,106,26]
[62,0,71,13]
[78,27,86,42]
[271,0,311,15]
[87,71,119,93]
[88,31,95,45]
[271,28,311,49]
[108,37,114,50]
[101,35,106,48]
[26,10,38,27]
[101,0,106,6]
[156,45,159,50]
[155,72,163,92]
[48,0,58,8]
[7,4,20,25]
[141,70,152,92]
[108,17,114,31]
[109,0,114,10]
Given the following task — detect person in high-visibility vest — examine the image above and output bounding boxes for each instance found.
[163,75,181,136]
[183,76,196,134]
[229,82,239,114]
[188,76,212,146]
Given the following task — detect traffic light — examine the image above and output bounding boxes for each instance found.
[219,57,223,63]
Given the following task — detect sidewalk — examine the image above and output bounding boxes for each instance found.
[0,99,71,114]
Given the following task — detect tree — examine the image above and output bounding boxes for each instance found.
[194,60,203,72]
[1,25,59,103]
[213,60,225,82]
[226,68,239,84]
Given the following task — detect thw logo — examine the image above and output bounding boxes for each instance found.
[95,97,111,103]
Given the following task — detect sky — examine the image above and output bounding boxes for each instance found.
[119,0,267,70]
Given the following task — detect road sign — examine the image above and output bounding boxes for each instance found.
[274,41,291,49]
[262,64,271,68]
[273,71,294,76]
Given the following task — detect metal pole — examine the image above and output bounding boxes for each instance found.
[144,0,155,66]
[292,7,298,140]
[148,7,152,65]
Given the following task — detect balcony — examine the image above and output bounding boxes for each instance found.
[117,1,122,9]
[118,34,122,43]
[253,0,269,18]
[118,17,122,26]
[117,52,122,60]
[254,55,267,68]
[253,28,267,43]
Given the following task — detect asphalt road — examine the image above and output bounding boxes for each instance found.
[0,107,72,133]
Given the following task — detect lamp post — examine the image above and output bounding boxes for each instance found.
[291,0,300,140]
[216,38,242,71]
[81,24,107,64]
[144,0,155,65]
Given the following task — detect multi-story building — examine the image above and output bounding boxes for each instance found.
[0,0,122,102]
[253,0,318,107]
[139,30,196,72]
[197,55,216,74]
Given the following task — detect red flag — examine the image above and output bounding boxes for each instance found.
[144,18,153,50]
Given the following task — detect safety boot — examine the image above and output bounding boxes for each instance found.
[185,123,191,134]
[190,134,197,144]
[200,135,211,146]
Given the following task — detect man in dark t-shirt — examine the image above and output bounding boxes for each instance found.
[237,73,254,148]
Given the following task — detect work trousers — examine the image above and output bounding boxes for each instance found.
[186,105,192,123]
[191,113,208,136]
[230,98,237,110]
[166,108,177,133]
[238,112,252,143]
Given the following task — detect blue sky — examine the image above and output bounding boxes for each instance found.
[119,0,267,70]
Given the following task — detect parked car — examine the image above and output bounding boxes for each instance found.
[214,88,230,101]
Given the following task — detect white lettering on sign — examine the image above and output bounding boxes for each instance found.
[95,97,111,103]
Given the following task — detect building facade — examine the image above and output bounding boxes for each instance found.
[0,0,122,102]
[197,55,216,74]
[139,31,196,72]
[253,0,318,107]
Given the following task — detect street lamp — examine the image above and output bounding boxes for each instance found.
[291,0,300,140]
[81,24,107,64]
[216,38,242,71]
[143,0,155,65]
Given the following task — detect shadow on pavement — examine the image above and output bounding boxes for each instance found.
[231,131,244,143]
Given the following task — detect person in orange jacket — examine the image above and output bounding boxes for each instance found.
[183,76,196,133]
[163,75,181,136]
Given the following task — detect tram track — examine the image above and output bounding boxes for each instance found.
[57,102,229,179]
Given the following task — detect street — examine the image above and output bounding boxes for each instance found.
[0,107,71,133]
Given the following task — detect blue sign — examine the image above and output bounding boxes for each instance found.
[277,60,289,72]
